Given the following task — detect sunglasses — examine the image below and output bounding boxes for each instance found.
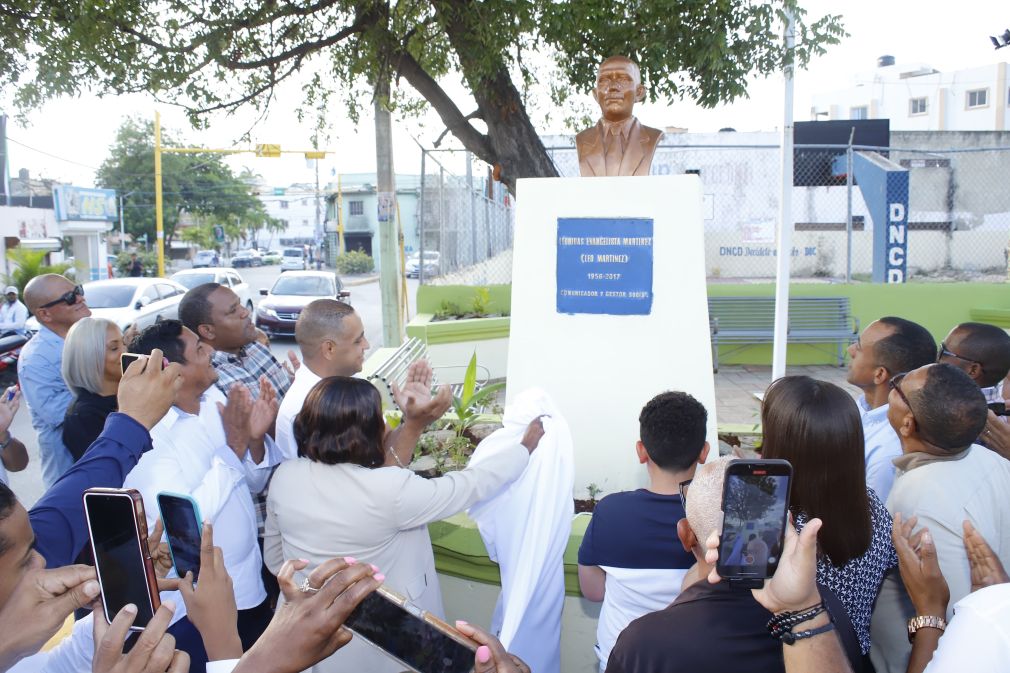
[39,285,84,309]
[937,342,983,370]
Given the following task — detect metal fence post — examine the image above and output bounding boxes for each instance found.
[418,148,427,284]
[438,166,446,272]
[845,143,853,283]
[466,152,477,266]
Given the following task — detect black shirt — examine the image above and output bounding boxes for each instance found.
[606,580,861,673]
[63,390,118,461]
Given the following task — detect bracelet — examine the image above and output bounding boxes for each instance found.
[388,445,407,469]
[781,621,835,645]
[767,602,827,641]
[0,431,11,450]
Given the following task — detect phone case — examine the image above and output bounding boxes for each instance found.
[156,491,203,578]
[83,488,161,631]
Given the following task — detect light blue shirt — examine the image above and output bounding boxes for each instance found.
[858,395,902,503]
[17,325,74,487]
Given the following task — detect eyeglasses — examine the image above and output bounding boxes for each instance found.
[937,342,983,370]
[678,479,692,507]
[39,285,84,309]
[888,372,914,412]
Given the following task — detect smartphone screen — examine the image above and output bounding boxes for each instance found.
[717,459,792,583]
[83,490,159,629]
[120,353,145,375]
[157,492,203,581]
[344,587,476,673]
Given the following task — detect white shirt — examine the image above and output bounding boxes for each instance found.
[858,396,902,502]
[0,298,28,335]
[124,386,281,623]
[924,583,1010,672]
[274,364,322,460]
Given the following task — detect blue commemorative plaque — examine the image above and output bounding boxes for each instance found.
[556,218,654,315]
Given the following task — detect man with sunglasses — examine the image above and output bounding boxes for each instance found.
[936,322,1010,404]
[19,275,90,487]
[845,317,935,504]
[869,363,1010,673]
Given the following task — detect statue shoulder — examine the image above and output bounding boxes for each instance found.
[576,125,601,146]
[638,122,664,143]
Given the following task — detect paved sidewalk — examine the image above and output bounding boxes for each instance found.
[713,364,857,426]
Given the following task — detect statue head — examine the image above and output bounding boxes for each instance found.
[594,56,646,123]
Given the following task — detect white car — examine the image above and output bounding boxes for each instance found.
[170,268,254,313]
[405,251,441,278]
[281,247,307,271]
[26,278,188,334]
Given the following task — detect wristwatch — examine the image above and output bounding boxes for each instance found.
[0,431,11,450]
[907,615,946,642]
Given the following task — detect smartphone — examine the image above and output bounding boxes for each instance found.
[83,488,161,630]
[120,352,146,375]
[344,584,477,673]
[157,492,203,581]
[717,459,793,587]
[988,402,1009,417]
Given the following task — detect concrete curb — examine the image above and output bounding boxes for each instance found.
[343,274,380,287]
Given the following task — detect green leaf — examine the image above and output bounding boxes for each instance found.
[462,351,478,404]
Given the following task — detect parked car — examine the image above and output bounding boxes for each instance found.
[261,250,283,265]
[26,278,188,334]
[231,249,263,268]
[255,271,350,337]
[192,250,218,268]
[280,247,307,271]
[405,251,441,278]
[170,268,254,312]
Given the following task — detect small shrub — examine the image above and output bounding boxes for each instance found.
[471,287,491,315]
[334,249,375,275]
[434,300,463,320]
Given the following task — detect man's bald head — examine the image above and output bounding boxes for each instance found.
[296,300,356,355]
[24,274,74,313]
[686,456,731,547]
[599,55,642,86]
[295,299,368,377]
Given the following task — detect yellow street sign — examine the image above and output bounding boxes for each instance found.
[304,151,327,159]
[255,143,281,157]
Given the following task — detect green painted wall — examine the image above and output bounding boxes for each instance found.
[415,283,1009,365]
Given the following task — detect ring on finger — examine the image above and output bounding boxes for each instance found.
[299,578,319,594]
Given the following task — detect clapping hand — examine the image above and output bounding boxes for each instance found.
[980,410,1010,460]
[892,513,949,617]
[219,384,253,458]
[249,376,279,440]
[392,360,452,428]
[964,520,1010,593]
[282,350,301,380]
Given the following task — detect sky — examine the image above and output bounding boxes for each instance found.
[3,0,1008,190]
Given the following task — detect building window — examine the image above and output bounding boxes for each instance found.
[849,106,869,120]
[909,97,927,115]
[280,200,289,209]
[966,88,988,109]
[349,200,364,216]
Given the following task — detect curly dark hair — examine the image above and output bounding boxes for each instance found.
[911,363,987,452]
[294,377,386,467]
[131,319,188,364]
[638,391,708,471]
[0,482,18,557]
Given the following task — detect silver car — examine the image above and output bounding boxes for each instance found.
[171,268,254,313]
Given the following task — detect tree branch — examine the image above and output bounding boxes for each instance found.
[394,48,494,164]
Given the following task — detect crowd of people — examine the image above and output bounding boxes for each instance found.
[0,270,1008,673]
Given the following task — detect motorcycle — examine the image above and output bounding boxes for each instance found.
[0,331,28,389]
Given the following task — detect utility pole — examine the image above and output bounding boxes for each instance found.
[375,78,403,347]
[154,112,166,277]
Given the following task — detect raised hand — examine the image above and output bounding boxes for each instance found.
[892,513,949,617]
[234,558,381,673]
[980,411,1010,460]
[0,386,21,434]
[0,564,100,669]
[118,349,183,431]
[249,376,279,440]
[392,379,453,429]
[218,384,253,459]
[964,520,1010,593]
[283,350,301,380]
[92,601,189,673]
[177,523,242,661]
[521,416,547,453]
[147,519,173,579]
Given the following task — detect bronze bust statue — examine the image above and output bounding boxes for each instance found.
[576,56,663,177]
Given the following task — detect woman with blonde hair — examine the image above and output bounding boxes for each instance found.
[61,317,125,460]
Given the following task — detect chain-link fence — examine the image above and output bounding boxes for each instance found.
[416,150,514,285]
[415,140,1010,285]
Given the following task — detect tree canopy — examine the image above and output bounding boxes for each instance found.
[95,117,271,246]
[2,1,845,190]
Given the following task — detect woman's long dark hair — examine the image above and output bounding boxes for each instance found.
[761,376,872,567]
[293,377,386,468]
